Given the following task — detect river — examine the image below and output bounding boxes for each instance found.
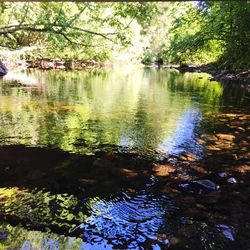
[0,67,249,249]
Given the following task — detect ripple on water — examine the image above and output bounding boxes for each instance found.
[77,191,176,249]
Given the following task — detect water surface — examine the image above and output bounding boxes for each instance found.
[0,67,248,249]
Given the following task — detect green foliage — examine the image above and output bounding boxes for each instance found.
[156,1,250,69]
[0,3,157,62]
[0,2,249,69]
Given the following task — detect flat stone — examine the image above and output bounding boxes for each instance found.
[152,164,176,177]
[206,146,221,151]
[216,133,235,141]
[193,179,219,191]
[178,179,219,194]
[236,165,250,173]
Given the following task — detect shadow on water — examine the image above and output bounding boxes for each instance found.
[0,67,249,249]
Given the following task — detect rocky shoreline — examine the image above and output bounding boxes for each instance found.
[1,56,105,72]
[2,56,250,89]
[163,64,250,88]
[27,58,105,70]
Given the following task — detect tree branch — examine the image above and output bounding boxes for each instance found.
[0,23,116,41]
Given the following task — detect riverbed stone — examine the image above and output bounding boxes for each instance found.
[152,164,176,177]
[227,177,238,184]
[191,166,208,174]
[216,133,235,141]
[112,168,138,181]
[178,179,219,194]
[236,165,250,173]
[218,172,227,178]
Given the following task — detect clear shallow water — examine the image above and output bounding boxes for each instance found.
[0,67,248,249]
[0,186,236,250]
[0,67,226,157]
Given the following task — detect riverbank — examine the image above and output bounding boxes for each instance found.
[162,64,250,88]
[1,56,106,71]
[2,55,250,89]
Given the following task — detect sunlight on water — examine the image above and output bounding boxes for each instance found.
[0,67,223,157]
[157,108,203,157]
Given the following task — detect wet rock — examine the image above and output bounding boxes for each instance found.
[78,178,97,186]
[178,179,219,194]
[236,165,250,173]
[185,153,197,162]
[179,153,197,162]
[216,133,235,141]
[191,166,208,174]
[161,183,180,195]
[179,155,187,161]
[197,139,205,145]
[193,179,219,191]
[152,164,175,177]
[206,145,221,151]
[112,168,138,182]
[227,177,238,184]
[218,172,227,178]
[201,134,218,141]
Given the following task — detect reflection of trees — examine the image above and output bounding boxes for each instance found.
[0,188,87,242]
[0,222,82,250]
[0,68,223,154]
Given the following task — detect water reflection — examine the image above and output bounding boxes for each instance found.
[1,67,245,249]
[0,187,237,249]
[0,68,223,157]
[158,108,203,156]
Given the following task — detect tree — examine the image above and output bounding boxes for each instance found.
[0,2,157,61]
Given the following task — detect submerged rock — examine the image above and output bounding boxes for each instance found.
[227,177,238,184]
[216,133,235,141]
[112,168,138,182]
[193,179,219,191]
[152,164,175,177]
[218,172,227,178]
[178,179,219,194]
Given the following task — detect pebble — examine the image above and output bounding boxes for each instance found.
[227,177,238,184]
[218,172,227,178]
